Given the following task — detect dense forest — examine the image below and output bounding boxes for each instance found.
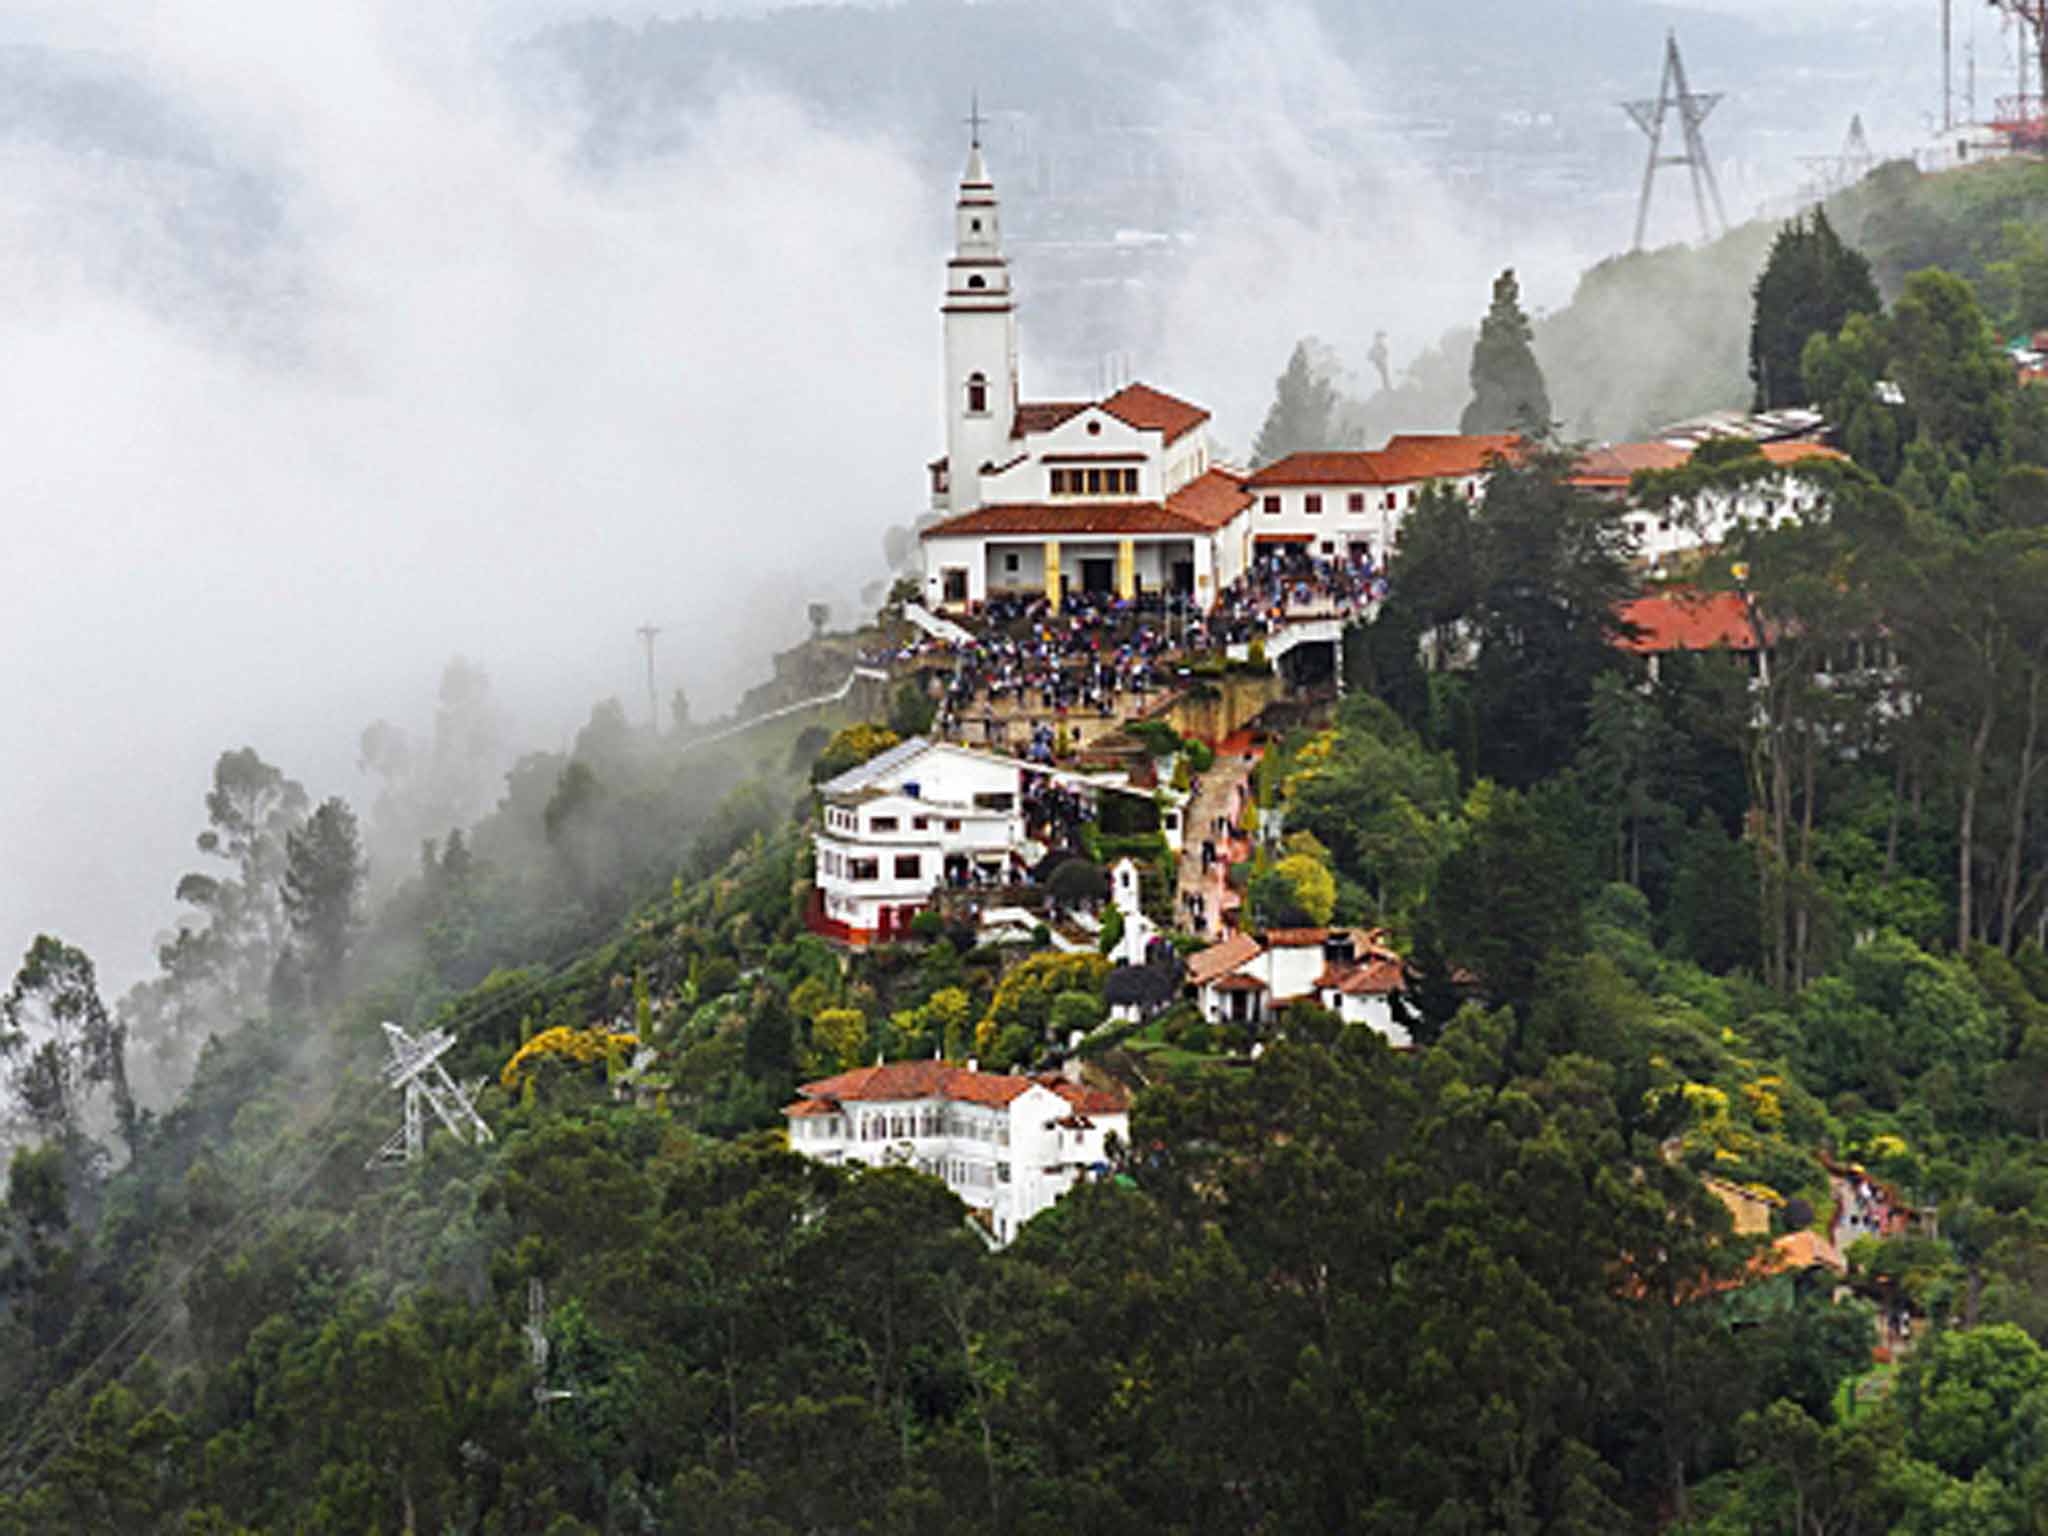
[15,159,2048,1533]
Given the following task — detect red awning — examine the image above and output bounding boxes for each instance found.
[1254,532,1315,545]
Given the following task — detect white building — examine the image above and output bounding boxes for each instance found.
[1573,439,1848,571]
[1187,927,1408,1045]
[813,738,1030,944]
[783,1060,1130,1245]
[1240,436,1521,565]
[811,737,1180,945]
[919,132,1255,612]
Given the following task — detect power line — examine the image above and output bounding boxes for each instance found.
[0,948,595,1498]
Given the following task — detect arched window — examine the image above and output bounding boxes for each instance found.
[967,274,987,290]
[966,372,988,415]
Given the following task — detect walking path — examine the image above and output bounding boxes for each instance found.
[1177,741,1258,939]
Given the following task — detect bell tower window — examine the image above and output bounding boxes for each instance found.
[967,274,987,290]
[966,373,989,415]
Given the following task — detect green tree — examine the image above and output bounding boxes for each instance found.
[1251,338,1341,465]
[1,936,133,1153]
[280,797,365,1008]
[1460,268,1552,435]
[1748,208,1880,410]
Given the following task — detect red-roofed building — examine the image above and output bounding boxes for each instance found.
[1188,926,1411,1044]
[920,134,1250,613]
[783,1059,1131,1245]
[1243,435,1523,565]
[1614,587,1767,684]
[1573,438,1851,571]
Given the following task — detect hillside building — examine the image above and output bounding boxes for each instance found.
[1187,927,1409,1044]
[783,1060,1129,1244]
[1240,436,1519,565]
[809,737,1181,945]
[1573,440,1848,570]
[918,130,1256,612]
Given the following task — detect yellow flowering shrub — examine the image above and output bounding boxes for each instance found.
[501,1026,639,1089]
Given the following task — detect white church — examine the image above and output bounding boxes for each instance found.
[918,133,1257,613]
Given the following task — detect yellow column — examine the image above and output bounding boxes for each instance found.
[1117,538,1136,600]
[1044,539,1062,611]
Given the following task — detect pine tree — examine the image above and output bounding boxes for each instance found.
[1251,338,1339,465]
[281,797,365,1008]
[1460,269,1551,435]
[1749,209,1879,410]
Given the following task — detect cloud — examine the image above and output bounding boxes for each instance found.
[0,0,934,989]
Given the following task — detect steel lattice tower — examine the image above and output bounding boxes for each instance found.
[367,1021,493,1168]
[1622,31,1729,251]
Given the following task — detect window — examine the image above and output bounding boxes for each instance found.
[1004,552,1019,572]
[997,1161,1011,1184]
[894,854,921,879]
[973,791,1014,811]
[912,816,929,830]
[946,818,962,832]
[849,858,879,881]
[1263,495,1281,515]
[870,816,898,833]
[966,372,988,415]
[967,274,987,289]
[1348,492,1365,512]
[970,217,982,232]
[1320,541,1335,554]
[1384,493,1397,510]
[1304,493,1323,515]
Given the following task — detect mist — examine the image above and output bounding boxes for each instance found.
[0,0,933,992]
[0,0,1969,997]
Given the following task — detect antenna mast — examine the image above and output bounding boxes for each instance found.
[635,623,662,733]
[1622,30,1729,251]
[367,1021,493,1168]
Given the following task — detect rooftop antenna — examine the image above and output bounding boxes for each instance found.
[1622,30,1729,250]
[1945,0,1955,131]
[367,1021,493,1169]
[1990,2,2048,130]
[635,622,661,733]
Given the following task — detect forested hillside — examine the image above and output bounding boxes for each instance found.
[19,149,2048,1534]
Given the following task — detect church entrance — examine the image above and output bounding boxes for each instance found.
[1080,558,1115,595]
[942,567,968,605]
[1172,560,1194,595]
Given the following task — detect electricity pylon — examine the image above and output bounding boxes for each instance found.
[1622,30,1729,251]
[367,1021,493,1169]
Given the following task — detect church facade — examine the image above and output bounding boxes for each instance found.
[918,136,1255,613]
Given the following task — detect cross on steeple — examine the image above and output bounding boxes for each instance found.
[965,92,986,149]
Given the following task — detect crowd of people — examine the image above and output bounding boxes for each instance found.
[861,550,1393,748]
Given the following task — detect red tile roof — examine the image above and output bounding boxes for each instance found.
[1101,381,1210,444]
[1262,927,1339,947]
[1571,442,1690,490]
[1188,930,1262,986]
[1326,956,1405,996]
[1615,588,1760,654]
[1212,973,1268,992]
[1375,433,1523,480]
[920,501,1220,538]
[1165,466,1255,528]
[1245,451,1386,487]
[789,1060,1128,1115]
[1246,435,1523,489]
[1756,441,1848,468]
[1012,401,1090,438]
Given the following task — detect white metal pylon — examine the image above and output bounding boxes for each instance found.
[1622,30,1729,250]
[525,1277,575,1408]
[367,1021,494,1169]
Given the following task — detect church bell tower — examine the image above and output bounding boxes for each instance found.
[941,109,1019,514]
